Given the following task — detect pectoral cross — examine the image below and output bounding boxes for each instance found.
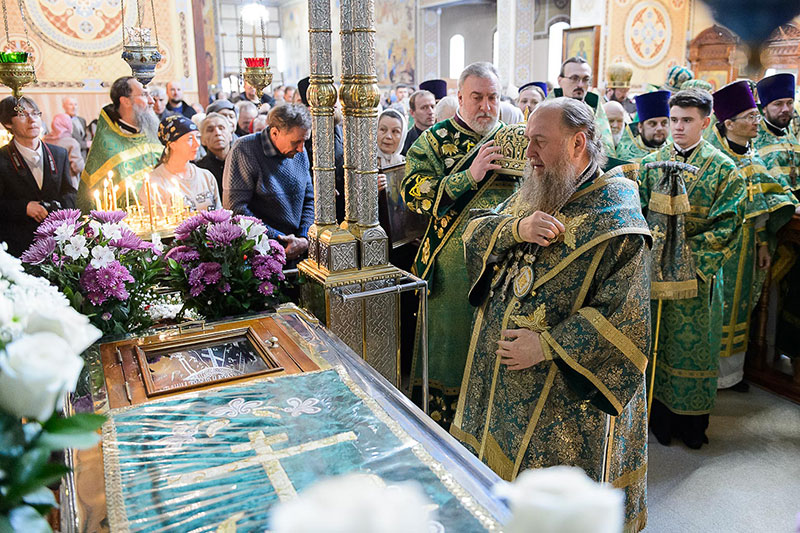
[746,179,757,202]
[166,430,357,501]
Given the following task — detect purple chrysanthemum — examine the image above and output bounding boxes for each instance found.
[46,208,82,223]
[174,215,207,240]
[232,214,262,226]
[217,282,231,293]
[201,209,232,224]
[251,254,284,280]
[21,237,56,264]
[90,210,127,224]
[79,261,133,306]
[188,262,222,297]
[258,280,275,296]
[206,221,244,246]
[269,239,286,260]
[165,245,200,264]
[110,228,144,251]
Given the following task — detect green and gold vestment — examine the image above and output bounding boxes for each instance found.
[452,168,652,532]
[708,129,796,371]
[754,118,800,195]
[639,140,744,414]
[402,117,518,425]
[550,89,617,158]
[77,105,162,212]
[615,122,664,163]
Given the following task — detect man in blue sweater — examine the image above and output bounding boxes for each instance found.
[223,103,314,265]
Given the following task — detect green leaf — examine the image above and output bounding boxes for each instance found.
[167,258,180,271]
[7,463,70,502]
[21,487,56,507]
[10,448,49,486]
[42,413,106,435]
[7,505,51,533]
[37,431,100,451]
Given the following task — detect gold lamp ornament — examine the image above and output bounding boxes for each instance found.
[0,0,37,104]
[239,15,272,95]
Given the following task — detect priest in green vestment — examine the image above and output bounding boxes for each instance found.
[639,89,745,448]
[709,81,798,391]
[402,62,518,426]
[551,56,617,157]
[615,91,671,164]
[77,76,162,212]
[754,74,800,199]
[452,98,652,532]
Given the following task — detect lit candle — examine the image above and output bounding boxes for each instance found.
[153,187,166,221]
[125,179,131,211]
[112,184,119,211]
[144,174,155,231]
[102,178,109,211]
[93,190,102,211]
[170,178,180,215]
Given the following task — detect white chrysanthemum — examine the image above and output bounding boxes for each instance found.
[494,466,625,533]
[53,222,76,243]
[271,474,435,533]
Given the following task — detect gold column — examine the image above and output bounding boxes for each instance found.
[305,0,358,273]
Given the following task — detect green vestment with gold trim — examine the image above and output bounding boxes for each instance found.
[615,122,664,163]
[452,168,652,533]
[550,89,617,158]
[754,118,800,195]
[402,117,518,425]
[77,105,162,212]
[639,140,744,414]
[708,129,797,372]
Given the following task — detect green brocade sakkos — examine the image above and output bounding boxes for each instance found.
[708,129,797,360]
[77,105,162,212]
[639,140,745,415]
[452,169,652,532]
[402,117,517,425]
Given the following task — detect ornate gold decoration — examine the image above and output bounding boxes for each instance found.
[243,65,273,94]
[606,61,633,89]
[553,212,588,249]
[511,303,548,332]
[0,60,35,99]
[494,123,528,176]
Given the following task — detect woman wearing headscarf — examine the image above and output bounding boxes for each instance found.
[44,113,84,187]
[376,108,407,193]
[143,114,221,213]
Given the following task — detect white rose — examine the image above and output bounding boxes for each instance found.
[0,332,85,421]
[24,304,101,354]
[90,245,115,269]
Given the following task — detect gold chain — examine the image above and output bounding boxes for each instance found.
[149,0,159,46]
[1,0,9,48]
[238,15,243,93]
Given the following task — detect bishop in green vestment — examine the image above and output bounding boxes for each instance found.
[453,99,651,532]
[77,77,162,212]
[551,57,617,157]
[639,89,745,448]
[402,63,518,426]
[709,82,798,390]
[615,91,671,164]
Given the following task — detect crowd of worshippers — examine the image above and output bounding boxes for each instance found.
[1,59,798,516]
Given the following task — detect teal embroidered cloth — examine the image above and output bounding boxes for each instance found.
[103,367,499,532]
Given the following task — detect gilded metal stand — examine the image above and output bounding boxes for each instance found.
[299,0,406,390]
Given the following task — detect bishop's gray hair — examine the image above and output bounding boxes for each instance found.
[535,97,607,169]
[457,62,500,90]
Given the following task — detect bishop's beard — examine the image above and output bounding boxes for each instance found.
[133,105,160,142]
[518,151,581,214]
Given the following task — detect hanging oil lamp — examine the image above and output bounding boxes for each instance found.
[240,17,272,94]
[120,0,162,86]
[0,0,37,103]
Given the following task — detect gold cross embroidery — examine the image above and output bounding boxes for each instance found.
[166,430,357,501]
[651,224,666,241]
[746,179,757,202]
[553,212,588,249]
[511,303,548,332]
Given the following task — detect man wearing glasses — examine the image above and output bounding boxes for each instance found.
[77,76,162,212]
[550,56,617,158]
[0,96,76,256]
[709,81,797,394]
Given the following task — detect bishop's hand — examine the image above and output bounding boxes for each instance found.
[469,141,502,183]
[497,328,545,371]
[518,211,565,246]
